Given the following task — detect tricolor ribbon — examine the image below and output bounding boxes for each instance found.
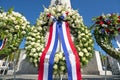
[0,38,7,50]
[38,13,82,80]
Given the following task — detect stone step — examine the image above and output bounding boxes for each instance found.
[0,74,120,80]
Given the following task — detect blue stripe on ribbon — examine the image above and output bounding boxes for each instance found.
[48,22,59,80]
[0,39,3,46]
[57,21,73,80]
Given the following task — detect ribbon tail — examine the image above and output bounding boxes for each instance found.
[65,22,82,80]
[48,22,59,80]
[58,21,73,80]
[38,23,53,80]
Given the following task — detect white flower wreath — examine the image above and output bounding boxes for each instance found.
[25,5,94,75]
[0,8,30,58]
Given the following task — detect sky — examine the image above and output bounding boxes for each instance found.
[0,0,120,55]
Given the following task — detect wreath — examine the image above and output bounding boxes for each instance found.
[0,8,30,58]
[25,5,94,75]
[91,13,120,60]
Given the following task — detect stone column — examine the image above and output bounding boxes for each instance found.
[50,0,71,8]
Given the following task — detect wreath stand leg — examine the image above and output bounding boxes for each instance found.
[60,74,63,80]
[13,53,16,80]
[104,54,108,80]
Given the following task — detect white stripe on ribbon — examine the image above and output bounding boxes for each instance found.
[43,22,58,80]
[115,34,120,48]
[62,22,77,80]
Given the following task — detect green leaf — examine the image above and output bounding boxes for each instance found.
[8,7,14,13]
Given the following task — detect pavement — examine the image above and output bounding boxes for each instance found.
[0,74,120,80]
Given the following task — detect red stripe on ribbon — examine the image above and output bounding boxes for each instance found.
[65,22,82,80]
[38,23,53,80]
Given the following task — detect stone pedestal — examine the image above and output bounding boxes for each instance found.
[50,0,71,8]
[82,51,112,75]
[108,52,120,75]
[16,50,112,75]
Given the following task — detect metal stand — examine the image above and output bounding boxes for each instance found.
[105,55,107,80]
[13,53,16,80]
[60,75,63,80]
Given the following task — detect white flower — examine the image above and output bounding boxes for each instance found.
[29,52,33,56]
[35,63,38,67]
[82,48,88,53]
[36,36,40,39]
[82,57,86,61]
[21,25,26,30]
[27,45,32,49]
[37,27,42,31]
[85,53,90,56]
[10,28,14,32]
[44,8,49,13]
[34,53,38,57]
[54,56,59,63]
[15,25,20,29]
[82,38,86,42]
[39,52,42,56]
[102,24,108,27]
[79,52,84,57]
[88,47,92,51]
[89,39,93,43]
[31,42,35,45]
[84,43,88,47]
[81,33,85,36]
[31,48,36,53]
[53,64,58,70]
[34,59,37,63]
[62,57,65,61]
[58,52,63,59]
[60,66,65,71]
[106,14,111,17]
[37,40,40,43]
[21,31,26,35]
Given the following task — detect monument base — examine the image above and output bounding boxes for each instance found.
[82,51,112,75]
[16,50,112,75]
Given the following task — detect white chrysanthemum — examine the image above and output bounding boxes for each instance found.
[53,64,58,70]
[60,66,65,71]
[79,52,84,57]
[54,56,59,63]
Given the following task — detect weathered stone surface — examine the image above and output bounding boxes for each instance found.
[82,51,112,75]
[16,49,38,74]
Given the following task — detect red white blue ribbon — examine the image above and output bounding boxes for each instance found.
[38,14,82,80]
[0,38,7,50]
